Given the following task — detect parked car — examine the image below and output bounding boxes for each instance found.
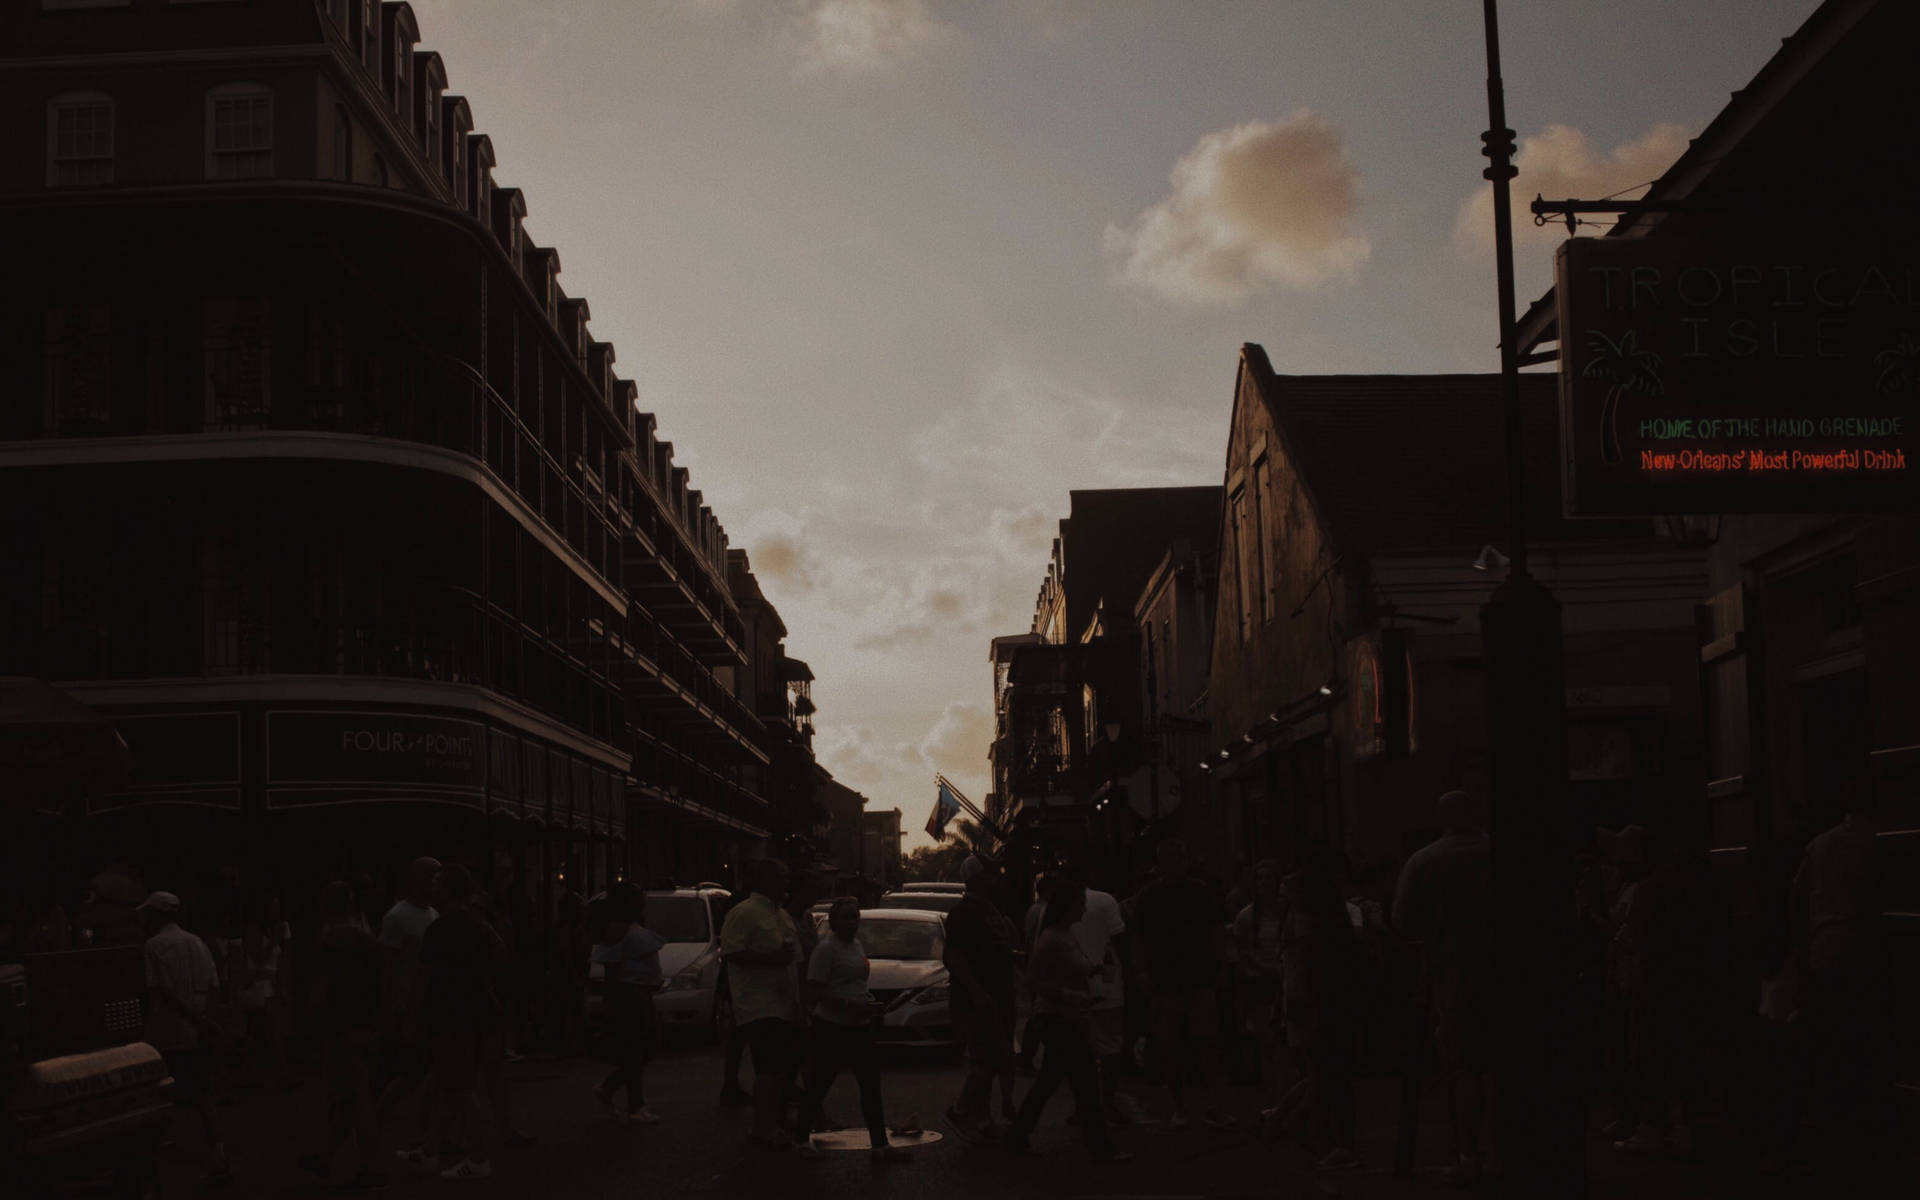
[900,882,965,894]
[875,889,963,915]
[587,885,733,1040]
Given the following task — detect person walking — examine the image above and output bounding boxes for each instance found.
[792,898,913,1163]
[302,880,387,1190]
[1004,880,1133,1162]
[1064,869,1135,1125]
[1233,860,1286,1095]
[942,855,1018,1143]
[1279,854,1363,1172]
[548,890,591,1057]
[718,858,804,1150]
[1132,838,1234,1130]
[591,884,667,1124]
[377,856,440,1160]
[414,863,501,1181]
[139,890,233,1186]
[1015,873,1056,1076]
[1392,790,1493,1185]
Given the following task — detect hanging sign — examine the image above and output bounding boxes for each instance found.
[1556,235,1920,515]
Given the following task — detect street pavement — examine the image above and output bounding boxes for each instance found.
[147,1033,1915,1200]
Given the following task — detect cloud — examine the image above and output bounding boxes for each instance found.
[853,560,1003,651]
[1454,122,1689,255]
[740,509,821,594]
[787,0,952,78]
[1104,111,1371,305]
[915,700,992,780]
[987,505,1057,563]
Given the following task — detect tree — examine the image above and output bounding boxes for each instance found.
[896,818,1004,884]
[1581,328,1664,466]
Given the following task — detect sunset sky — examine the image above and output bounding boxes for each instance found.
[412,0,1821,849]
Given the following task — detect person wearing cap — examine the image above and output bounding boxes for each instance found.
[140,890,233,1184]
[942,854,1017,1143]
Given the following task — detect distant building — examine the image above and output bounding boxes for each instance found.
[990,488,1221,888]
[859,808,903,892]
[0,1,803,918]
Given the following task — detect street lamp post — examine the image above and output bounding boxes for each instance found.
[1478,2,1584,1196]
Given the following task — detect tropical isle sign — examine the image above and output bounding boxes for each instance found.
[1556,236,1919,515]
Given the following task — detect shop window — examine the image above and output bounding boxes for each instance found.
[202,297,272,429]
[47,92,114,187]
[206,84,273,180]
[43,305,113,434]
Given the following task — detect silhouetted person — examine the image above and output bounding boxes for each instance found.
[415,862,499,1180]
[942,855,1018,1142]
[1063,867,1134,1123]
[1016,873,1056,1077]
[1281,853,1362,1171]
[592,884,666,1123]
[1004,880,1132,1162]
[1392,790,1491,1185]
[140,891,232,1185]
[1233,860,1286,1093]
[1789,788,1891,1135]
[1133,838,1234,1129]
[792,898,912,1163]
[719,858,803,1149]
[548,891,590,1055]
[377,856,440,1160]
[303,880,387,1189]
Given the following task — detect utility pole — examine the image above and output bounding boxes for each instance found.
[1478,2,1584,1196]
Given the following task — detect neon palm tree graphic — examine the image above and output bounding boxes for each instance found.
[1875,331,1920,399]
[1582,329,1665,467]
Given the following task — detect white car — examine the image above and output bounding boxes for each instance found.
[875,889,964,915]
[588,886,734,1040]
[812,907,954,1049]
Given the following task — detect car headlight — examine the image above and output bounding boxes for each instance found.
[662,969,704,992]
[910,986,949,1006]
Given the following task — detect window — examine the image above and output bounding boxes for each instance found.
[1253,455,1275,621]
[448,124,464,204]
[43,305,113,433]
[331,103,352,181]
[1230,486,1252,642]
[47,93,114,187]
[393,40,410,123]
[424,89,440,173]
[202,298,272,429]
[206,85,273,179]
[361,0,379,72]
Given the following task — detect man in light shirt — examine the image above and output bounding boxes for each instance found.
[719,858,803,1149]
[1063,868,1135,1124]
[141,890,231,1184]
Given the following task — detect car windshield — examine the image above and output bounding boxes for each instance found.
[856,918,944,961]
[643,895,709,943]
[877,892,962,914]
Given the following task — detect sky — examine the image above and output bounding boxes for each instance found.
[411,0,1823,850]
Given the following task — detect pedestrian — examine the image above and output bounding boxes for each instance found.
[301,880,387,1190]
[1786,787,1892,1136]
[1132,838,1235,1130]
[591,883,667,1124]
[413,863,500,1181]
[792,898,913,1163]
[1232,860,1286,1093]
[548,890,590,1057]
[139,890,233,1185]
[376,856,440,1162]
[1279,852,1362,1172]
[1063,867,1135,1124]
[941,855,1018,1143]
[1015,873,1056,1077]
[714,884,753,1108]
[1004,879,1132,1162]
[718,858,804,1150]
[1391,789,1492,1185]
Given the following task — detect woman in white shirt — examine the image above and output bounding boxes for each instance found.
[793,898,911,1163]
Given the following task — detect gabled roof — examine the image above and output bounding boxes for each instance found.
[1240,345,1649,554]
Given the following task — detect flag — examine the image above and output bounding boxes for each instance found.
[924,777,963,841]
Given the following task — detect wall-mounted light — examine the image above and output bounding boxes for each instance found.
[1318,684,1334,697]
[1218,748,1230,760]
[1197,761,1212,773]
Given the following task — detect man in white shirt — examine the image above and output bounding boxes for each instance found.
[141,891,231,1183]
[1065,871,1134,1124]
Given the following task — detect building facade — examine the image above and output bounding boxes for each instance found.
[0,1,807,921]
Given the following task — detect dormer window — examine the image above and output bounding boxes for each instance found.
[48,91,114,187]
[206,84,273,180]
[360,0,379,72]
[393,40,411,123]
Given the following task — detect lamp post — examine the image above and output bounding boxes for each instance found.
[1477,3,1584,1196]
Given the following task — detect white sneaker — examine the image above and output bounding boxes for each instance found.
[439,1158,493,1180]
[628,1106,662,1125]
